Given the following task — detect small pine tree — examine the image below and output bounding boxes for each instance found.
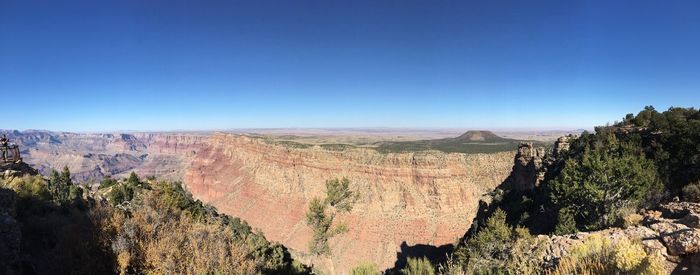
[99,176,118,189]
[108,183,135,206]
[48,167,73,205]
[325,177,354,212]
[60,166,73,185]
[305,178,356,256]
[127,172,140,186]
[68,185,83,201]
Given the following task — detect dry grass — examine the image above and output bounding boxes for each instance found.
[548,234,665,275]
[96,186,261,275]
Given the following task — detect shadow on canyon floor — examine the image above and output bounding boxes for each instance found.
[384,241,454,273]
[382,160,520,273]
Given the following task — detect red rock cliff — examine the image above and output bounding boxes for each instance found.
[184,133,513,273]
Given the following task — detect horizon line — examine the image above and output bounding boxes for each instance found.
[1,126,593,134]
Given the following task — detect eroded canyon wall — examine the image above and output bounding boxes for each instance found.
[3,130,208,182]
[4,130,515,273]
[184,134,513,273]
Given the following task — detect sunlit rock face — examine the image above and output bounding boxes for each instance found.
[1,130,208,182]
[184,133,513,273]
[508,135,574,192]
[2,130,514,273]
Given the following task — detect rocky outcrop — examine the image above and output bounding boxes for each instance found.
[509,142,546,191]
[184,134,514,273]
[1,161,39,179]
[507,135,574,191]
[541,202,700,273]
[552,135,573,157]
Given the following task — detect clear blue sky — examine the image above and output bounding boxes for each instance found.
[1,1,698,131]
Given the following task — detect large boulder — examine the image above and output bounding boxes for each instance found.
[659,202,700,219]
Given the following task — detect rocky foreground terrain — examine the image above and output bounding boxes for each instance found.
[536,201,700,273]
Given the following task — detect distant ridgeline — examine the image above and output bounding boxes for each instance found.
[376,130,537,154]
[253,130,538,154]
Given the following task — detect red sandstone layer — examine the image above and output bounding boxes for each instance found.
[184,134,513,273]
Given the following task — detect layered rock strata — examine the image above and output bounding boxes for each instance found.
[2,131,207,182]
[184,134,514,273]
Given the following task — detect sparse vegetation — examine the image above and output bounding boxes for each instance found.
[106,172,144,206]
[99,175,118,189]
[376,132,529,154]
[401,257,435,275]
[320,143,356,151]
[451,209,544,275]
[305,177,356,255]
[351,262,381,275]
[682,181,700,202]
[0,168,308,274]
[101,180,299,274]
[254,130,528,154]
[261,138,314,149]
[3,175,51,201]
[548,234,665,275]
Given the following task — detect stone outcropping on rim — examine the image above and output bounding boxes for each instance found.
[508,135,573,191]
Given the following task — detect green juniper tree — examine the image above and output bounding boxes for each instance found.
[548,134,662,231]
[452,209,543,274]
[48,166,82,205]
[305,177,356,255]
